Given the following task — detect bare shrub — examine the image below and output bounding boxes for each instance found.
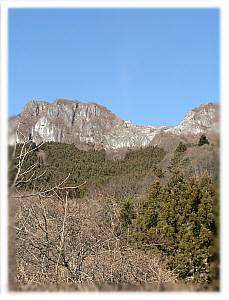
[12,193,179,291]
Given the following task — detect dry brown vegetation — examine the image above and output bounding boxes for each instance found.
[10,192,192,291]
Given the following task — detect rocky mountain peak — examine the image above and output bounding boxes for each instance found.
[167,102,219,135]
[9,99,219,151]
[22,100,49,117]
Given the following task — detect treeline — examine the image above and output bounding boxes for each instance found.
[9,138,219,198]
[9,142,166,197]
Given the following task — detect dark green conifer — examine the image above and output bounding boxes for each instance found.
[120,197,135,228]
[175,142,187,153]
[198,134,210,146]
[131,179,162,245]
[131,173,219,287]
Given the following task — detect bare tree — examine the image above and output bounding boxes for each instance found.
[9,127,86,289]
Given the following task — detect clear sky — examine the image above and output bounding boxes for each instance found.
[9,8,219,126]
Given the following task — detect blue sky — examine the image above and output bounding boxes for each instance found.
[9,9,219,126]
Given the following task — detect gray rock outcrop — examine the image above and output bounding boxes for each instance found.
[8,99,219,151]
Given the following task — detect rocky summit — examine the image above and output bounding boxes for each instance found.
[8,99,219,151]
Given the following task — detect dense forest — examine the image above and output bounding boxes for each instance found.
[8,136,219,291]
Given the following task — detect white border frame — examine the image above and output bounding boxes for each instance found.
[1,1,229,299]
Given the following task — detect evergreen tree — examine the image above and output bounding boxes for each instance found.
[120,197,135,228]
[175,142,187,153]
[198,134,210,146]
[131,179,162,245]
[131,173,219,287]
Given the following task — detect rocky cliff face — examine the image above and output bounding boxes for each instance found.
[9,99,219,151]
[167,103,219,135]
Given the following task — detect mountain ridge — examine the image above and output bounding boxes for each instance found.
[9,99,219,151]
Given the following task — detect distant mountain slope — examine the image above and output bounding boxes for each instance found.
[9,99,219,151]
[167,102,219,135]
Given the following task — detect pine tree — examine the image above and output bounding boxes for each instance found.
[175,142,187,153]
[120,197,135,228]
[131,179,162,245]
[157,174,218,283]
[131,173,219,287]
[198,134,210,146]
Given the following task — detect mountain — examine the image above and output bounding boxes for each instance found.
[8,99,219,151]
[168,102,219,135]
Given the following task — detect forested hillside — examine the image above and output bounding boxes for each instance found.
[9,138,219,291]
